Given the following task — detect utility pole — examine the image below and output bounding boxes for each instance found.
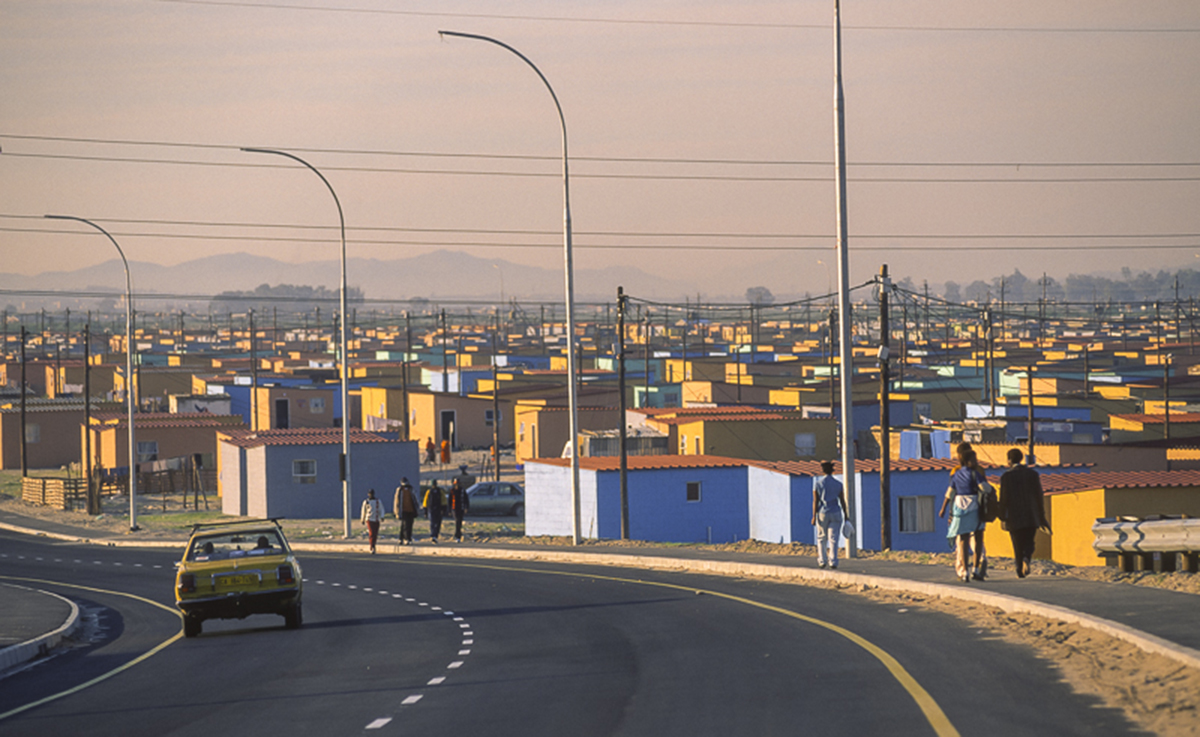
[1164,354,1172,449]
[643,312,651,407]
[878,265,892,551]
[617,287,630,539]
[250,311,258,431]
[402,311,411,442]
[441,309,449,393]
[491,318,501,482]
[85,321,97,514]
[1026,365,1036,465]
[828,308,837,424]
[20,327,27,477]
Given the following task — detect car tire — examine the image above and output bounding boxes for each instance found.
[183,615,203,638]
[284,602,303,629]
[511,503,524,517]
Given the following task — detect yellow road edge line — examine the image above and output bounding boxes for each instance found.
[0,575,183,723]
[408,558,961,737]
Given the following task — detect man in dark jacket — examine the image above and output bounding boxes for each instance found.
[448,478,470,543]
[999,448,1049,578]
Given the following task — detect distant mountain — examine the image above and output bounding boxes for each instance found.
[0,250,695,305]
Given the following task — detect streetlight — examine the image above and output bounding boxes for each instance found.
[45,214,139,531]
[440,30,583,544]
[241,147,352,539]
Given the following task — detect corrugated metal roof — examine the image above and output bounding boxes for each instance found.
[1039,469,1200,493]
[218,428,400,449]
[528,455,750,471]
[1110,413,1200,425]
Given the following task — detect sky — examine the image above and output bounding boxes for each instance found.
[2,0,1200,302]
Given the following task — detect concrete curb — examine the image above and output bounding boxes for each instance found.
[0,583,80,674]
[5,520,1200,672]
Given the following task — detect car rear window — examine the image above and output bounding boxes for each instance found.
[188,530,286,561]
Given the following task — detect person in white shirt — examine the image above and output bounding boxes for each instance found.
[360,489,385,554]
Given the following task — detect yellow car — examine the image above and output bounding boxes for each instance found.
[175,519,303,637]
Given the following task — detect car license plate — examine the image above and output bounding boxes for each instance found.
[217,574,258,587]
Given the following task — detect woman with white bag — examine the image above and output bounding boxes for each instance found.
[811,460,849,569]
[938,449,990,582]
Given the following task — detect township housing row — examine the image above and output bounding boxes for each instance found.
[3,306,1200,567]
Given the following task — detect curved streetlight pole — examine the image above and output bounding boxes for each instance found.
[242,147,352,538]
[45,214,139,531]
[439,30,583,544]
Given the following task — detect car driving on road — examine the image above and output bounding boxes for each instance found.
[174,519,303,637]
[465,481,525,516]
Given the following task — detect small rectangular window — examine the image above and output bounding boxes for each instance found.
[686,481,701,503]
[293,459,317,484]
[485,409,495,426]
[137,440,158,463]
[310,397,326,413]
[680,434,687,453]
[794,432,816,457]
[915,402,932,422]
[25,423,40,444]
[899,496,935,533]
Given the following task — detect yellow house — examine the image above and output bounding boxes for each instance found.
[634,407,837,462]
[984,469,1200,567]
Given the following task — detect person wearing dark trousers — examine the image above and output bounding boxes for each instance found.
[449,478,470,543]
[999,448,1049,578]
[360,489,385,554]
[423,480,445,544]
[394,477,418,545]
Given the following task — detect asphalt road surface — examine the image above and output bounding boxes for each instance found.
[0,530,1138,737]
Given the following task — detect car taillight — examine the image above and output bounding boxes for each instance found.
[277,565,295,585]
[178,573,196,594]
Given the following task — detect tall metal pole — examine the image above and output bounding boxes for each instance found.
[441,30,583,544]
[878,265,891,551]
[250,310,258,431]
[833,0,858,556]
[84,321,96,514]
[241,148,352,538]
[402,311,411,442]
[46,215,138,530]
[19,326,27,478]
[617,287,630,539]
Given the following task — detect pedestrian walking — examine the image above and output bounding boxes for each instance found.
[999,448,1049,578]
[423,480,445,544]
[440,438,451,465]
[449,477,470,543]
[811,460,848,569]
[939,449,991,582]
[360,489,385,554]
[424,437,436,465]
[394,477,418,545]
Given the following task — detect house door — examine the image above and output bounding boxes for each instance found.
[440,410,456,448]
[276,398,290,429]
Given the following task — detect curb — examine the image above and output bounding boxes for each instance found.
[5,520,1200,672]
[0,584,80,674]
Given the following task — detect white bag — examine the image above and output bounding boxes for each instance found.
[841,519,855,538]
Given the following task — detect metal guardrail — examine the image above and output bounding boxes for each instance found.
[1093,516,1199,573]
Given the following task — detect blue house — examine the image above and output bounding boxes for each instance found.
[525,456,750,543]
[218,428,419,519]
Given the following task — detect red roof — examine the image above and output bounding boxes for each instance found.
[528,455,750,471]
[218,428,400,449]
[1038,470,1200,494]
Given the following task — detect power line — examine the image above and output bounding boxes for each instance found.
[5,133,1199,169]
[153,0,1200,33]
[8,226,1200,252]
[9,151,1200,183]
[3,213,1197,241]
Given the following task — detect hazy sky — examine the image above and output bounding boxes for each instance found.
[3,0,1199,300]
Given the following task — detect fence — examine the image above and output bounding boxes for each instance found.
[1092,515,1199,573]
[22,477,88,511]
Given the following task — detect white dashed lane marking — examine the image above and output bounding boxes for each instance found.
[463,639,474,645]
[365,718,392,729]
[428,677,446,685]
[447,661,464,669]
[402,695,424,705]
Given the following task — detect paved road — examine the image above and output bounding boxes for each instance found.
[0,531,1139,736]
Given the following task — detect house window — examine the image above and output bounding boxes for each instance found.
[794,432,817,457]
[694,436,701,455]
[680,434,688,453]
[686,481,702,502]
[310,397,326,413]
[915,402,932,422]
[898,496,935,533]
[25,423,40,444]
[293,459,317,484]
[519,422,525,441]
[137,441,159,463]
[485,409,495,427]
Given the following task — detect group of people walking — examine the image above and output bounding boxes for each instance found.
[811,442,1049,581]
[359,476,472,553]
